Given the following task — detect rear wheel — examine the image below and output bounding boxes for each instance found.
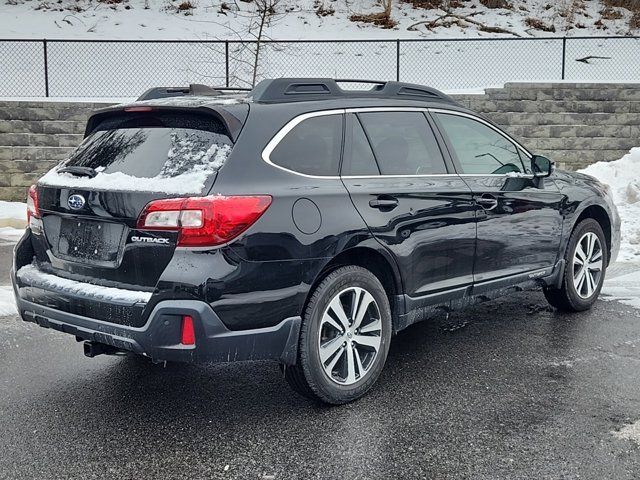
[285,266,392,405]
[544,218,608,312]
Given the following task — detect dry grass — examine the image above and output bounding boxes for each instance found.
[603,0,640,11]
[174,0,196,14]
[600,6,624,19]
[479,0,512,9]
[314,0,335,17]
[349,11,398,28]
[525,17,556,32]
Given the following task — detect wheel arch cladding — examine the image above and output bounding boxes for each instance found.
[574,204,612,264]
[304,247,402,321]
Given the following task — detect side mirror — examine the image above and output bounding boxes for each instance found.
[531,155,554,178]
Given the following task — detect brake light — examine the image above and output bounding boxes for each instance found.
[27,185,39,222]
[181,315,195,346]
[137,195,272,247]
[124,106,155,112]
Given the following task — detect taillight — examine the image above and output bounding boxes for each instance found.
[137,195,272,247]
[27,184,39,222]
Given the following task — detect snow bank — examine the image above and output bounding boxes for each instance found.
[578,148,640,262]
[0,227,26,242]
[602,269,640,309]
[0,286,17,317]
[39,143,231,194]
[0,201,26,242]
[0,201,27,227]
[17,264,152,304]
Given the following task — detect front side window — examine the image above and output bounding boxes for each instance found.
[358,112,447,175]
[435,113,525,175]
[270,114,342,176]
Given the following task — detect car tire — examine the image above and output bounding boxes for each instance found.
[284,266,392,405]
[544,218,608,312]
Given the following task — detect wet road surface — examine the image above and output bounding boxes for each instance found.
[1,264,639,479]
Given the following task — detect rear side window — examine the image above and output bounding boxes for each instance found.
[40,112,233,194]
[358,112,447,175]
[269,114,342,176]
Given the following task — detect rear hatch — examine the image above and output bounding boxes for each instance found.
[28,107,242,292]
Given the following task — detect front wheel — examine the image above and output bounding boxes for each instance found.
[544,218,608,312]
[285,266,392,405]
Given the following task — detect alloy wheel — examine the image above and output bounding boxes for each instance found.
[318,287,382,385]
[572,232,603,299]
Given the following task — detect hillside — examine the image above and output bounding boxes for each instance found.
[1,0,639,40]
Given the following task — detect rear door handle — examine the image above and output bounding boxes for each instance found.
[369,196,399,210]
[475,194,498,210]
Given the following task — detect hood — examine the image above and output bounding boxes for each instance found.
[554,169,611,196]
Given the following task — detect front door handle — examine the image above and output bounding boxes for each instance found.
[369,196,399,210]
[475,194,498,210]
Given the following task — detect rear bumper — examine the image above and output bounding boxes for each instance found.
[12,273,301,364]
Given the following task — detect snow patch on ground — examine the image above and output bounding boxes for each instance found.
[17,264,152,304]
[613,420,640,446]
[0,0,637,40]
[602,269,640,310]
[0,227,26,242]
[0,201,27,228]
[0,201,27,243]
[0,286,18,317]
[2,1,640,97]
[579,148,640,262]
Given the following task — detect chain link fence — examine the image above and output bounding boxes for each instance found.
[0,36,639,98]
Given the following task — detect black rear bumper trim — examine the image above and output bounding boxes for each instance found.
[14,284,301,365]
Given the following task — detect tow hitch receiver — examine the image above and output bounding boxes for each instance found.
[83,341,122,358]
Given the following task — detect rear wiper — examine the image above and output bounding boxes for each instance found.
[58,166,98,178]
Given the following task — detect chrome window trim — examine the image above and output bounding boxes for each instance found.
[342,173,460,179]
[260,107,535,181]
[345,107,428,114]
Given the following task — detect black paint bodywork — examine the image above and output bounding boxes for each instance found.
[11,94,621,363]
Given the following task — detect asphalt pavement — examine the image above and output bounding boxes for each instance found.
[1,250,639,479]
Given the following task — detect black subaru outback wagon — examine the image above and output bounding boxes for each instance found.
[12,79,620,404]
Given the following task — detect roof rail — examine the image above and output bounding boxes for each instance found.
[249,78,457,105]
[137,84,252,101]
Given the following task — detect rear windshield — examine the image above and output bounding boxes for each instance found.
[39,112,233,194]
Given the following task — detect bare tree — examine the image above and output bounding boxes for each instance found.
[350,0,397,29]
[249,0,281,87]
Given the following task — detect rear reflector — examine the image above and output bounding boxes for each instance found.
[181,315,195,346]
[137,195,272,247]
[27,184,39,222]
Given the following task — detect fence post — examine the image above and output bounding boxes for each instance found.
[225,41,230,88]
[561,37,567,80]
[43,39,50,97]
[396,39,400,82]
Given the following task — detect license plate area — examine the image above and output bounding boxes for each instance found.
[57,218,124,264]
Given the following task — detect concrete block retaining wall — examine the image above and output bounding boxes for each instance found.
[0,82,638,201]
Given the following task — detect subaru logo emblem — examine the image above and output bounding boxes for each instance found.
[68,194,86,210]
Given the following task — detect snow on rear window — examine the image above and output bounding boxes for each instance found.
[40,143,231,195]
[38,112,233,195]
